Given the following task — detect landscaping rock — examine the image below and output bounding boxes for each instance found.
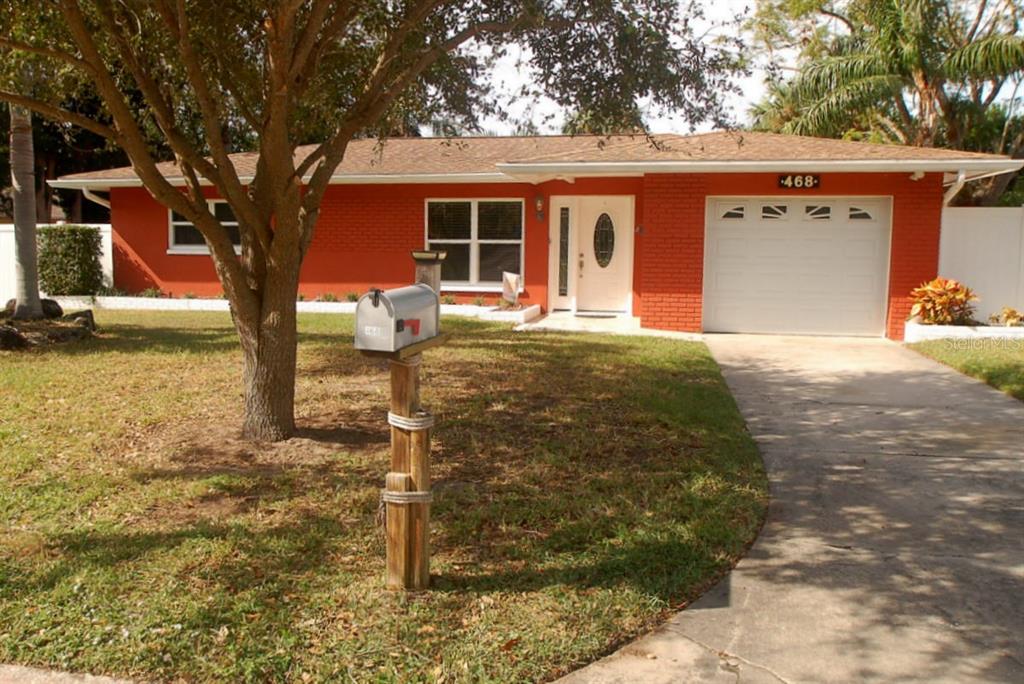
[63,309,96,332]
[0,324,28,350]
[41,299,64,319]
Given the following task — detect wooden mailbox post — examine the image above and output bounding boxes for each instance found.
[359,251,448,590]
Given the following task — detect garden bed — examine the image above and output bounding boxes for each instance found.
[53,296,542,324]
[0,311,766,683]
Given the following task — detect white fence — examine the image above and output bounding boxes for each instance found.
[940,208,1024,322]
[0,223,113,303]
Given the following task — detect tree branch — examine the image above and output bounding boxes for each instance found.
[300,12,534,236]
[0,36,92,72]
[90,0,226,187]
[166,0,268,247]
[818,7,854,32]
[0,90,116,140]
[56,0,259,323]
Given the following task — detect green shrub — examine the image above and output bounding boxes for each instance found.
[473,296,486,307]
[139,287,164,298]
[910,277,978,325]
[345,291,359,302]
[441,294,456,305]
[182,292,197,299]
[319,293,338,302]
[37,225,104,296]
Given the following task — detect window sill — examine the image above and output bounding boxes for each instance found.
[440,284,524,293]
[167,247,242,256]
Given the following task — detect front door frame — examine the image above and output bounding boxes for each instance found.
[548,195,635,315]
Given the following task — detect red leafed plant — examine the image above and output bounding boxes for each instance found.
[910,277,978,325]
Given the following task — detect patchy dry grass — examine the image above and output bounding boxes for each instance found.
[0,311,766,683]
[910,338,1024,400]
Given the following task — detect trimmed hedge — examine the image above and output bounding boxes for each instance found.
[38,225,104,296]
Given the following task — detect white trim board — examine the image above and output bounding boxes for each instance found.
[50,158,1022,191]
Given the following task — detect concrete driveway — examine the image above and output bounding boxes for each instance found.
[560,335,1024,683]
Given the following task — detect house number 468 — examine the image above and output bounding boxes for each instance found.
[778,174,821,189]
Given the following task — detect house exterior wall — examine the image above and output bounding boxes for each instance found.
[109,171,943,340]
[110,178,642,308]
[638,172,944,340]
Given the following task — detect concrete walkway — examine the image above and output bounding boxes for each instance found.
[560,335,1024,683]
[516,311,702,340]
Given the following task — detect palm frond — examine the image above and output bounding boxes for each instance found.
[944,35,1024,80]
[791,53,893,100]
[786,74,905,137]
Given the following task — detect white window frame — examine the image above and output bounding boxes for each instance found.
[167,200,242,255]
[424,198,525,291]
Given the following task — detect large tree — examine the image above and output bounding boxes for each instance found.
[749,0,1024,204]
[0,1,739,440]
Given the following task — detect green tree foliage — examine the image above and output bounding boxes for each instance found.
[749,0,1024,204]
[0,0,741,440]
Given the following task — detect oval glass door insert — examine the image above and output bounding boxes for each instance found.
[594,213,615,268]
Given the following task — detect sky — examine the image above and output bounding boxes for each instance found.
[477,0,768,135]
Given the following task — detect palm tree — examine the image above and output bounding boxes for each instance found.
[751,0,1024,203]
[9,102,42,319]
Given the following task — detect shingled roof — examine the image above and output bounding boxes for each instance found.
[50,131,1020,189]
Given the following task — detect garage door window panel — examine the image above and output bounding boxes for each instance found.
[761,204,788,220]
[805,205,832,220]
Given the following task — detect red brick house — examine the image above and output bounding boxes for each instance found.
[50,131,1021,339]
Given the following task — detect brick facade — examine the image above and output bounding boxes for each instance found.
[110,171,943,340]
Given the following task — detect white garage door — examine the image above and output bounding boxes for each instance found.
[703,197,891,336]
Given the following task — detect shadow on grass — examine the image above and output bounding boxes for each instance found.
[1,315,766,681]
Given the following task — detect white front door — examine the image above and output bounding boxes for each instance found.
[703,197,892,335]
[576,196,634,312]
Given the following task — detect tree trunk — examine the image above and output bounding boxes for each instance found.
[9,103,43,320]
[236,266,301,441]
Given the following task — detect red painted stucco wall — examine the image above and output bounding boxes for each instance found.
[638,172,944,340]
[109,171,942,340]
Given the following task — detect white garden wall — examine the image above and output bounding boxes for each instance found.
[940,208,1024,322]
[0,223,113,303]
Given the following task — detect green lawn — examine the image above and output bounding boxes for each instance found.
[0,311,766,683]
[910,338,1024,400]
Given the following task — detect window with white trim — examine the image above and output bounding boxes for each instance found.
[169,200,242,254]
[426,199,523,286]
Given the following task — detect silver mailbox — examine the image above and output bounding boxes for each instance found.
[354,283,440,352]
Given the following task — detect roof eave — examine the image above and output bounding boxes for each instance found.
[496,158,1024,177]
[48,171,518,190]
[49,158,1024,191]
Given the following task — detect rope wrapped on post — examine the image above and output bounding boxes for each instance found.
[387,410,435,431]
[381,489,434,505]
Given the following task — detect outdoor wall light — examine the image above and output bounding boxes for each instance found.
[534,195,545,220]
